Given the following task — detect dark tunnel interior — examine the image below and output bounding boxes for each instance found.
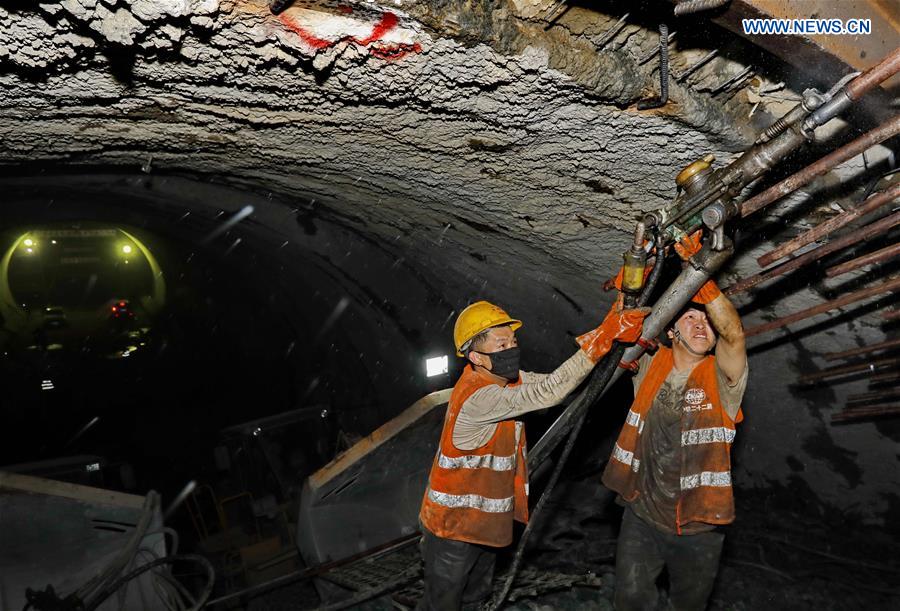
[1,0,899,609]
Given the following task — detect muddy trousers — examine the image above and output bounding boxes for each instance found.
[416,530,496,611]
[615,507,724,611]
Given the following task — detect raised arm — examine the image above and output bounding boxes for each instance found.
[705,289,747,385]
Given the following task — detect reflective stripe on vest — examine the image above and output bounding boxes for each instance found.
[426,488,514,513]
[680,470,732,490]
[602,348,741,528]
[419,365,530,547]
[438,452,516,471]
[625,409,645,434]
[681,427,736,446]
[612,443,641,473]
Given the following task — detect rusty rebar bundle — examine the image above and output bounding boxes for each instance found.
[759,183,900,267]
[740,115,900,219]
[726,209,900,295]
[824,337,900,361]
[745,276,900,340]
[825,241,900,278]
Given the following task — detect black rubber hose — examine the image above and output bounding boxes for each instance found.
[83,555,214,611]
[637,24,669,110]
[488,242,665,609]
[269,0,294,15]
[487,344,626,610]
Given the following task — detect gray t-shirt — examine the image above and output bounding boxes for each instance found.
[628,353,748,534]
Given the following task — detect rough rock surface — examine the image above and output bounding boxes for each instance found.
[0,0,896,527]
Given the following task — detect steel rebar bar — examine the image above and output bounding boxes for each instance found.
[726,209,900,295]
[883,308,900,321]
[824,337,900,361]
[847,388,900,404]
[592,13,630,50]
[638,30,676,64]
[870,368,900,382]
[796,355,900,384]
[759,184,900,267]
[825,241,900,278]
[832,406,900,423]
[846,47,900,101]
[740,115,900,219]
[745,277,900,340]
[675,48,718,84]
[711,66,754,95]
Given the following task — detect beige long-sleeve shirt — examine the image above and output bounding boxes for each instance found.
[452,349,595,450]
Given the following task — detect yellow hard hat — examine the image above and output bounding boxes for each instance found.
[453,301,522,357]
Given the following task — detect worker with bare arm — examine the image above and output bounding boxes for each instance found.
[417,298,650,611]
[604,234,748,611]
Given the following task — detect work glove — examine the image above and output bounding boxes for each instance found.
[674,230,703,260]
[673,230,722,303]
[692,279,722,304]
[577,296,651,363]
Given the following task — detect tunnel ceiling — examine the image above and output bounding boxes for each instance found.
[1,1,899,526]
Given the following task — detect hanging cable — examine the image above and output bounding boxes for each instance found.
[83,555,214,611]
[488,235,665,610]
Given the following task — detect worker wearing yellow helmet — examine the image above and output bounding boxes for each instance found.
[417,297,650,610]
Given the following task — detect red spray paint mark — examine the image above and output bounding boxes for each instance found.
[278,10,421,61]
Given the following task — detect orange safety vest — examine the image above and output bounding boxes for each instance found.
[419,365,529,547]
[602,347,743,533]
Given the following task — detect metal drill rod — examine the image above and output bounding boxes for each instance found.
[758,184,900,267]
[659,48,900,238]
[741,115,900,219]
[528,243,733,468]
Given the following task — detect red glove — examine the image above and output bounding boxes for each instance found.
[674,230,703,261]
[577,298,651,362]
[693,279,722,304]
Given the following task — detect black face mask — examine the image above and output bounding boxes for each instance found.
[472,346,521,380]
